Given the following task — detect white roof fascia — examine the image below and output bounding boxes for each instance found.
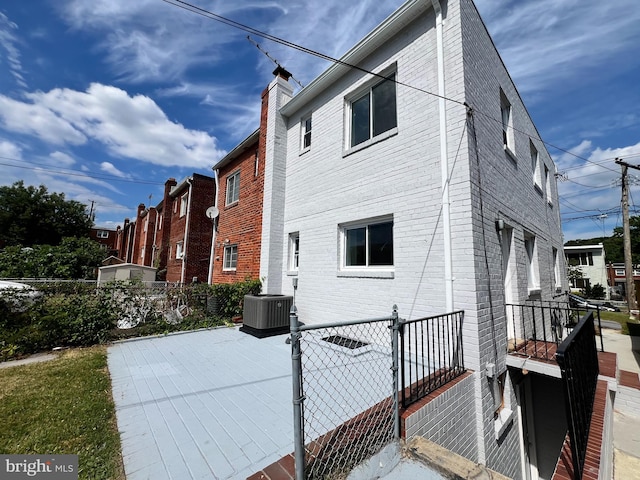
[280,0,429,118]
[213,129,260,171]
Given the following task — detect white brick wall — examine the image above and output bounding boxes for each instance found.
[260,0,566,478]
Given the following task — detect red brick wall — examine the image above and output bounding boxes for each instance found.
[212,127,264,283]
[166,174,215,283]
[133,207,157,267]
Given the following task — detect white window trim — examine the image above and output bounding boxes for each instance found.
[301,114,312,153]
[544,165,553,206]
[96,230,109,239]
[339,215,394,276]
[226,171,240,206]
[501,89,516,159]
[180,192,188,217]
[345,67,398,152]
[175,241,184,260]
[223,244,238,271]
[553,247,561,292]
[288,232,299,274]
[530,141,542,192]
[524,233,540,295]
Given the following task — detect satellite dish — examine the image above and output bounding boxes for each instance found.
[205,206,219,219]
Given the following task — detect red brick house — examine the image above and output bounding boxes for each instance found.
[89,227,117,256]
[115,218,135,263]
[132,204,158,267]
[210,129,264,284]
[164,174,216,283]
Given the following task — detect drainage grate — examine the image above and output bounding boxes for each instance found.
[321,335,369,350]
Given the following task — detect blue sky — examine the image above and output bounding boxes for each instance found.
[0,0,638,241]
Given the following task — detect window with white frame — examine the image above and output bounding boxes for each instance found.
[500,89,514,153]
[180,192,188,217]
[553,247,560,290]
[342,217,393,268]
[144,216,149,232]
[289,233,299,271]
[301,115,312,150]
[350,73,397,148]
[96,230,109,239]
[158,214,163,230]
[175,241,184,259]
[524,233,539,292]
[223,245,238,271]
[544,165,552,204]
[254,150,260,177]
[530,141,541,189]
[226,171,240,205]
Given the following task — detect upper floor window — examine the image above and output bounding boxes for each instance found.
[544,165,552,204]
[289,233,300,271]
[144,216,149,232]
[500,89,514,154]
[524,233,539,293]
[567,252,593,266]
[350,73,397,148]
[180,192,188,217]
[96,230,109,239]
[342,217,393,268]
[175,241,184,259]
[302,115,312,150]
[254,150,260,177]
[223,244,238,271]
[530,142,541,189]
[226,171,240,206]
[553,247,560,291]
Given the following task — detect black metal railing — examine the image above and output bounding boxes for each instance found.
[556,311,600,480]
[505,301,603,360]
[399,311,465,408]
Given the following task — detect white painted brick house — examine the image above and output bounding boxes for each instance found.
[225,0,611,478]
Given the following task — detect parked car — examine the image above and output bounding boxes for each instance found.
[0,280,43,311]
[568,293,618,312]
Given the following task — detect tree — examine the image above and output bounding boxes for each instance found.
[0,181,93,247]
[0,237,107,279]
[612,216,640,265]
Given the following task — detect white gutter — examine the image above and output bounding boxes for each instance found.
[431,0,453,311]
[207,170,220,285]
[180,177,194,284]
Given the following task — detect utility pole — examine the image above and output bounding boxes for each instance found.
[615,158,639,314]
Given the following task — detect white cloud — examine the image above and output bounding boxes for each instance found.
[0,12,27,89]
[474,0,640,94]
[557,140,640,239]
[100,161,130,179]
[0,83,225,168]
[49,151,76,167]
[0,139,23,160]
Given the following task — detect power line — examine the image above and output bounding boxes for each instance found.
[161,0,623,176]
[0,156,165,186]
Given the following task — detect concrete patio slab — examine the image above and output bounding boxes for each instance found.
[108,327,295,480]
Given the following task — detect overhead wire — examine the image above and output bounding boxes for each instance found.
[161,0,625,177]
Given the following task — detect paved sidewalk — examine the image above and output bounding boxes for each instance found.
[108,327,294,480]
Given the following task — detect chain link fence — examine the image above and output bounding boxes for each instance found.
[291,308,399,479]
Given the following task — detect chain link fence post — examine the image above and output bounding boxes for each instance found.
[390,305,400,441]
[290,304,305,480]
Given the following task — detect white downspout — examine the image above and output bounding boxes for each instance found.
[180,177,193,284]
[207,170,220,285]
[431,0,454,312]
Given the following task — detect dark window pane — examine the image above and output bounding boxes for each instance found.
[303,118,312,148]
[372,75,397,137]
[351,93,370,147]
[346,227,366,266]
[368,222,393,266]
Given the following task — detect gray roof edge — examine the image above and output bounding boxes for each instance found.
[213,129,260,171]
[280,0,429,117]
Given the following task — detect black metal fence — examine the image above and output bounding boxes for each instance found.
[556,311,600,479]
[505,300,603,360]
[399,311,466,408]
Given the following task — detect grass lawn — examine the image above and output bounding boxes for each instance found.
[597,310,639,335]
[0,346,124,480]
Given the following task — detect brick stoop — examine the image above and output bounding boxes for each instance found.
[619,369,640,389]
[247,454,295,480]
[552,379,608,480]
